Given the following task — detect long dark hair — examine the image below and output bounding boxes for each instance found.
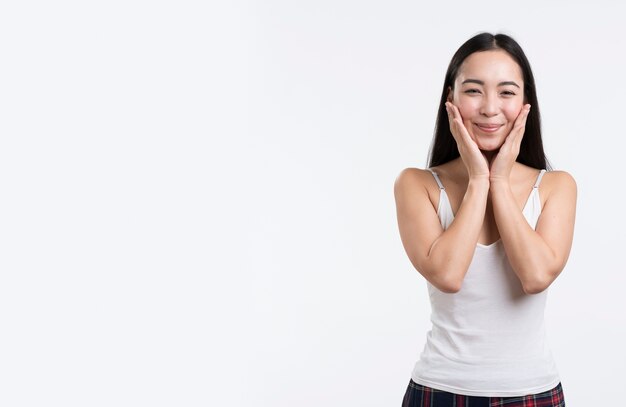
[427,32,551,170]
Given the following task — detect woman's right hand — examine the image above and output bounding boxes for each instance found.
[445,102,490,180]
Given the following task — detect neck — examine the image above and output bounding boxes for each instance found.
[481,150,496,163]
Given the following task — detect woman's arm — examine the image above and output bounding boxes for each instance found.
[394,168,490,293]
[490,171,577,294]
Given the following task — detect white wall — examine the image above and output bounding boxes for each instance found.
[1,1,623,406]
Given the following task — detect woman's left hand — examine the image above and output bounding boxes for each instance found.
[489,104,531,183]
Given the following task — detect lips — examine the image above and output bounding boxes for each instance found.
[474,123,503,133]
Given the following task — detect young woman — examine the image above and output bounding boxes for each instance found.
[394,33,576,406]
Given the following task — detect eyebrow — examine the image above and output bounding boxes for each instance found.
[461,79,520,88]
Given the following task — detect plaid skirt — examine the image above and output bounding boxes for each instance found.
[402,379,566,407]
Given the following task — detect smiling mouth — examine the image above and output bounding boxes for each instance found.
[474,123,503,133]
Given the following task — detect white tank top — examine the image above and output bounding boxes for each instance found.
[410,168,561,397]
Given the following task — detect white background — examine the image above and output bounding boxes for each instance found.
[1,1,624,406]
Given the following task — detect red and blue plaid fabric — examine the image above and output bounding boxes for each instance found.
[402,379,565,407]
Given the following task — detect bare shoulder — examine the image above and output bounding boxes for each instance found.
[542,170,577,194]
[541,170,577,206]
[394,167,436,196]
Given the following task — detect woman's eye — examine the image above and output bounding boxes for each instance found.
[464,89,480,94]
[501,91,516,96]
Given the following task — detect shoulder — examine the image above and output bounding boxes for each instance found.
[394,160,460,189]
[394,167,432,190]
[542,170,577,193]
[540,170,577,206]
[393,167,440,201]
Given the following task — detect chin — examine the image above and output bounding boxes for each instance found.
[477,142,504,152]
[470,135,505,152]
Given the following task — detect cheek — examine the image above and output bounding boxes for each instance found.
[455,98,480,119]
[503,103,524,122]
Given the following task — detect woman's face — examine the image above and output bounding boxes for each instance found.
[449,50,525,152]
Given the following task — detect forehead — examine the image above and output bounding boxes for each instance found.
[456,50,523,84]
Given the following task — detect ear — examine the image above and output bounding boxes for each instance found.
[446,86,453,102]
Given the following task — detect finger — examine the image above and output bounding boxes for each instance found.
[513,104,531,131]
[507,104,531,148]
[501,126,523,154]
[450,104,475,144]
[444,102,452,121]
[450,103,463,122]
[445,102,460,129]
[445,103,463,143]
[448,104,464,131]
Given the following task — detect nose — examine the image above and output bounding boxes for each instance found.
[479,93,499,117]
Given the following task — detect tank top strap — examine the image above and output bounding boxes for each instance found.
[533,169,547,189]
[427,169,445,190]
[427,168,454,229]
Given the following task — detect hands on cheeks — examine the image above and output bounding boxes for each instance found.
[488,104,531,183]
[444,101,490,180]
[444,102,531,184]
